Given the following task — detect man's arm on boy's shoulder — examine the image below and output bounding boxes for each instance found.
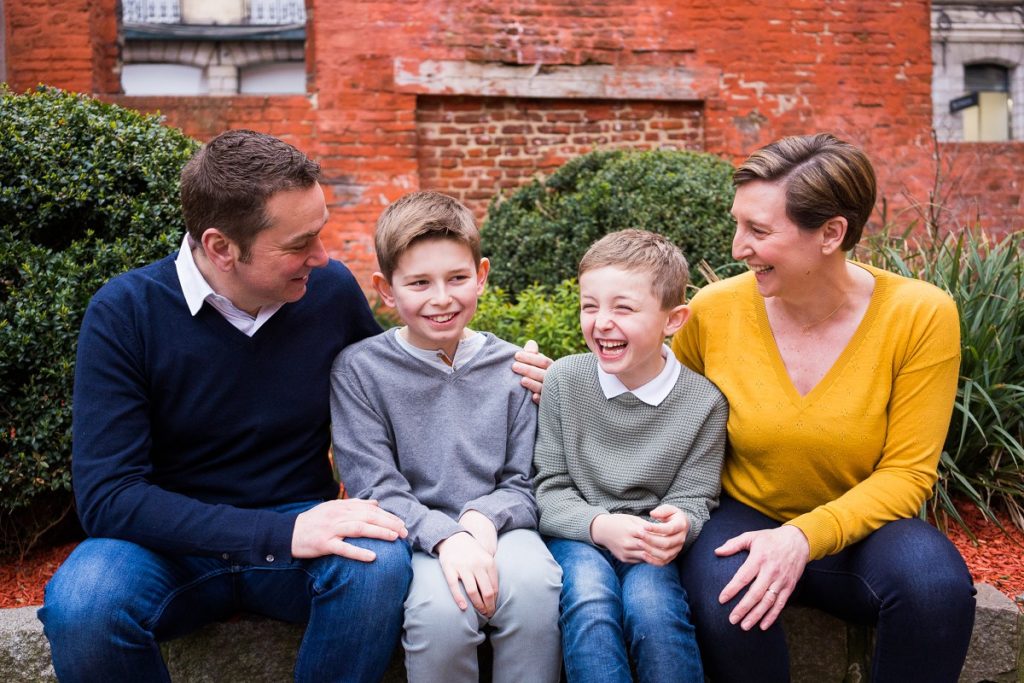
[532,366,609,543]
[459,382,539,535]
[329,352,463,554]
[660,393,728,550]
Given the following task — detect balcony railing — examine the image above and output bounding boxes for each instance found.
[122,0,306,25]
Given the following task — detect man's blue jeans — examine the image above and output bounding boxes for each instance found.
[546,537,703,683]
[38,501,413,683]
[678,496,976,682]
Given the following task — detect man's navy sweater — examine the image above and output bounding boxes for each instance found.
[72,254,380,565]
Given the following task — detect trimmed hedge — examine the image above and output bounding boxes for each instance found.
[481,148,740,297]
[0,86,198,556]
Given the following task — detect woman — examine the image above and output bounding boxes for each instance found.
[673,133,975,681]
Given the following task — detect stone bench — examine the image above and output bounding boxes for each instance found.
[2,584,1020,682]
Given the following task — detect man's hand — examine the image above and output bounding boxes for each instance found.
[291,499,407,561]
[436,532,499,616]
[459,510,498,556]
[716,525,810,631]
[589,513,652,563]
[642,504,690,566]
[513,339,551,404]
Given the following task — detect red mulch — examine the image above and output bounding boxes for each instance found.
[2,501,1022,610]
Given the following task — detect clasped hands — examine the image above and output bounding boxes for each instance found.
[590,504,690,566]
[436,510,500,617]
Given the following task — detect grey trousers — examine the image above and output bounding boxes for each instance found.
[403,528,563,683]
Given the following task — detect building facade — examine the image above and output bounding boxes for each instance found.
[2,0,1020,284]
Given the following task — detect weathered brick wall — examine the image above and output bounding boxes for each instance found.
[417,96,703,221]
[4,0,1019,286]
[937,142,1024,234]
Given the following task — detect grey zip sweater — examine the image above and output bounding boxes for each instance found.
[329,329,538,555]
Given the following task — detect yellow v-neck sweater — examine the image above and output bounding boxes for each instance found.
[672,263,959,560]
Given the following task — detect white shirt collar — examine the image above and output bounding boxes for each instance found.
[174,234,283,337]
[393,327,485,374]
[597,345,680,406]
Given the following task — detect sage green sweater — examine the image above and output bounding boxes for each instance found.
[533,353,727,549]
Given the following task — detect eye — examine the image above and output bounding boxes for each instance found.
[581,303,597,313]
[615,305,635,313]
[451,274,471,283]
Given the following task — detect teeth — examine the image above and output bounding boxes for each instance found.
[750,265,773,274]
[427,313,456,323]
[599,340,626,350]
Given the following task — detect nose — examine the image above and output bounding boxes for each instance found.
[595,310,614,330]
[430,284,453,307]
[731,226,749,261]
[307,236,329,268]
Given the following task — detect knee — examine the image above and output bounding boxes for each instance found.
[40,540,149,640]
[404,587,476,648]
[317,538,412,596]
[677,549,739,625]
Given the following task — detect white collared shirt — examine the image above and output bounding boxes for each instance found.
[393,327,485,373]
[597,344,680,407]
[174,234,284,337]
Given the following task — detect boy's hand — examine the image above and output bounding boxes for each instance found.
[589,513,651,563]
[291,499,407,561]
[643,504,690,566]
[437,532,499,617]
[459,510,498,556]
[513,339,551,404]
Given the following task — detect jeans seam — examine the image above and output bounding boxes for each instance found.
[141,565,234,631]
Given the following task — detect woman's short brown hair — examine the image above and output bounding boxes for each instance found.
[733,133,877,251]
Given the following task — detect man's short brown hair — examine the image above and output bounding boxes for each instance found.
[578,229,689,309]
[180,129,321,262]
[374,191,481,281]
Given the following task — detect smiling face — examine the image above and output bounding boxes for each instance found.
[373,237,489,359]
[730,179,830,300]
[578,265,688,391]
[227,182,331,314]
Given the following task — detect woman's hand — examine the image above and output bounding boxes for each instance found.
[513,340,551,404]
[715,525,810,631]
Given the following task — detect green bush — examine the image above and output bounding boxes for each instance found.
[860,228,1024,531]
[0,86,198,556]
[482,149,741,297]
[473,279,587,360]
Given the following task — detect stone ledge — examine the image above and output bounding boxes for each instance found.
[2,584,1020,682]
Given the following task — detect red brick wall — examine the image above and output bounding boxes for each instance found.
[5,0,1020,286]
[937,143,1024,234]
[417,96,703,221]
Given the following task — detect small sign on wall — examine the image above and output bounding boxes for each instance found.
[949,92,979,114]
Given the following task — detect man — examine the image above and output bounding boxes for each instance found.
[38,130,548,682]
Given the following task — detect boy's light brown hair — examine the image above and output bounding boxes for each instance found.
[374,191,481,281]
[578,229,689,309]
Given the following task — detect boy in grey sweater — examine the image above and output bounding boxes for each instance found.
[329,191,561,683]
[533,229,727,683]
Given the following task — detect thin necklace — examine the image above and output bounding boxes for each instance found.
[799,297,846,333]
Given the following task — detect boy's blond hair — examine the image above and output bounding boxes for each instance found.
[375,191,481,281]
[578,229,689,309]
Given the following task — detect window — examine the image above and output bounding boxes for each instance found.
[963,63,1012,141]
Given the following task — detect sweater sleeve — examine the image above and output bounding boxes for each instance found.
[533,364,609,542]
[72,297,296,565]
[660,392,727,550]
[460,382,539,534]
[786,293,961,559]
[329,350,463,555]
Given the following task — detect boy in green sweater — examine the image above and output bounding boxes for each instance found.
[533,229,727,683]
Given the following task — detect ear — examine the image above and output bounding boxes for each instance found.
[663,304,690,337]
[200,228,241,272]
[820,216,848,255]
[372,272,396,307]
[475,257,491,295]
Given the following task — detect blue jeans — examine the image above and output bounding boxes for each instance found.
[38,501,413,683]
[547,537,703,683]
[678,496,976,683]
